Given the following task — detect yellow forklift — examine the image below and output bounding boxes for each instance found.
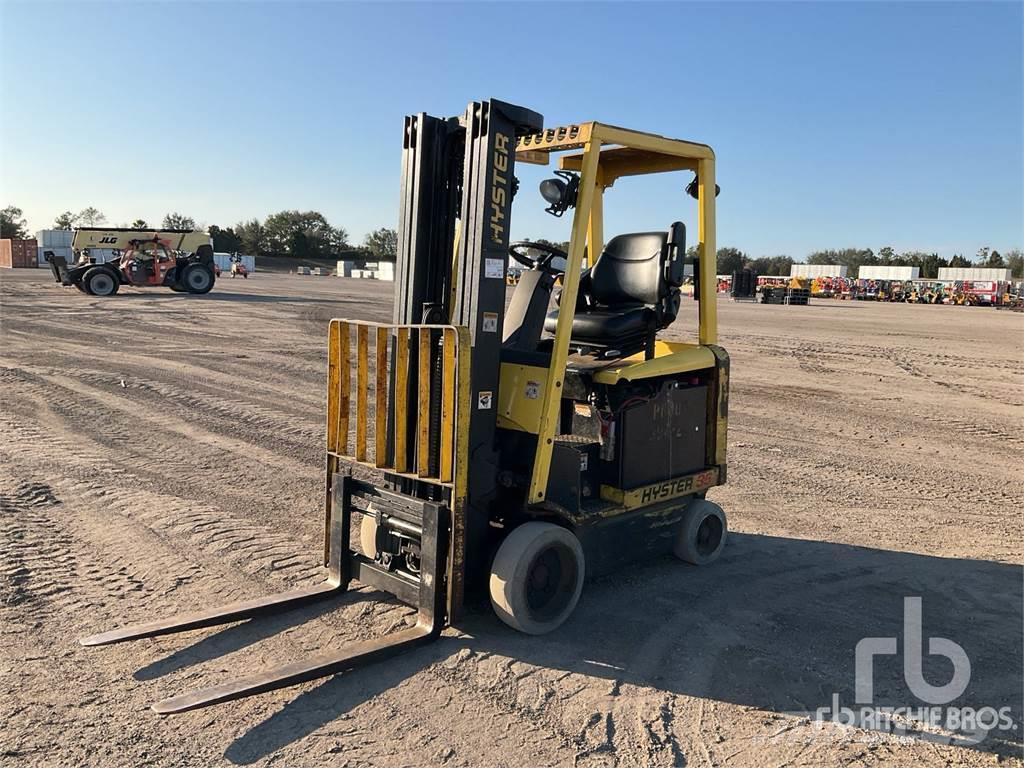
[80,100,731,713]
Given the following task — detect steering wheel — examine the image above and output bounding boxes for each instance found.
[508,241,568,276]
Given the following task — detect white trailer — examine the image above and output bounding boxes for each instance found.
[858,265,920,280]
[937,267,1012,282]
[790,264,848,278]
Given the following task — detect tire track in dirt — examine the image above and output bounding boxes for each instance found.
[0,481,74,617]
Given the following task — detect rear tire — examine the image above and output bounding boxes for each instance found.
[83,268,119,297]
[489,522,584,635]
[182,264,215,294]
[673,499,727,565]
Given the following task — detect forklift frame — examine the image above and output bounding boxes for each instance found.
[78,103,730,715]
[512,122,720,504]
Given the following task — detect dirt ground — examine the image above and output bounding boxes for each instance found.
[1,269,1021,768]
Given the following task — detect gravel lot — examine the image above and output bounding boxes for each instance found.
[2,269,1021,767]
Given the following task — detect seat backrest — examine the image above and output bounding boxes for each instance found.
[589,223,685,308]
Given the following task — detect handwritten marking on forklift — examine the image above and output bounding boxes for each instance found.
[638,470,716,505]
[477,391,493,409]
[490,132,510,244]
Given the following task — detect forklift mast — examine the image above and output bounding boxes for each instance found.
[393,99,543,601]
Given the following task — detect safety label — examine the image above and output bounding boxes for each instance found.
[482,312,498,332]
[484,258,505,279]
[477,390,493,409]
[525,381,540,399]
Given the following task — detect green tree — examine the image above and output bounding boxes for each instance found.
[363,228,398,261]
[130,218,149,229]
[77,207,106,226]
[0,206,28,238]
[235,218,267,255]
[984,249,1005,268]
[53,210,77,230]
[715,247,747,275]
[208,225,242,253]
[901,251,948,279]
[162,212,195,230]
[878,246,897,264]
[948,253,972,268]
[263,210,347,257]
[748,255,794,276]
[1004,249,1023,278]
[808,248,875,271]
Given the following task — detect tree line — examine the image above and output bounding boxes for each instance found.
[3,203,1020,277]
[0,205,400,262]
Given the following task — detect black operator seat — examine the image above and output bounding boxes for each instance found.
[544,222,687,357]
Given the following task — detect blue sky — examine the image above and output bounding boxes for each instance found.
[1,1,1021,259]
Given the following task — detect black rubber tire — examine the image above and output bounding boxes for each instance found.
[169,285,185,292]
[489,522,584,635]
[182,264,215,294]
[83,267,119,297]
[673,499,727,565]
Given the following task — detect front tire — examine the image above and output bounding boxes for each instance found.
[673,499,727,565]
[82,268,119,297]
[182,264,215,294]
[489,522,585,635]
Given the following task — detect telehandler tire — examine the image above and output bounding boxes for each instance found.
[83,268,119,297]
[489,522,584,635]
[673,499,727,565]
[182,264,215,294]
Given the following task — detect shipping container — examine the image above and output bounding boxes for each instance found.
[0,239,39,268]
[790,264,848,278]
[858,265,920,280]
[212,252,256,273]
[35,229,74,248]
[937,267,1012,282]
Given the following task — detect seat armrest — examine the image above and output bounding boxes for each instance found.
[663,222,686,288]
